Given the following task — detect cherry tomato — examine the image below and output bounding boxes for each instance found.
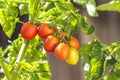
[69,37,80,50]
[37,23,55,38]
[44,35,59,52]
[65,47,79,65]
[54,43,70,60]
[20,22,37,40]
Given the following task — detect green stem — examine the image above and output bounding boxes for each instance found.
[16,40,29,62]
[92,33,100,42]
[0,57,11,80]
[12,40,30,80]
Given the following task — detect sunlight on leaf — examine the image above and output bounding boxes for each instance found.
[97,1,120,12]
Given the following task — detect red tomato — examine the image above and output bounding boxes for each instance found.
[54,43,70,60]
[69,37,80,50]
[44,35,59,52]
[20,22,37,40]
[37,23,55,38]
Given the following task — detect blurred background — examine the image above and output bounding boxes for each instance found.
[0,0,120,80]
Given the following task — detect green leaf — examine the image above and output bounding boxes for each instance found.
[44,2,55,11]
[55,1,74,11]
[79,44,92,55]
[105,71,118,80]
[114,61,120,78]
[19,4,28,16]
[20,62,32,70]
[97,1,120,12]
[86,4,98,17]
[0,6,18,38]
[29,0,41,23]
[90,57,103,80]
[39,8,57,18]
[116,49,120,60]
[0,2,6,8]
[7,65,13,72]
[73,0,88,6]
[84,24,95,35]
[107,56,117,65]
[73,0,98,17]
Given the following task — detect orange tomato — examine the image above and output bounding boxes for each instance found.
[44,35,59,52]
[54,43,70,60]
[69,37,80,50]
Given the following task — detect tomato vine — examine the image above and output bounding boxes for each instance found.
[0,0,120,80]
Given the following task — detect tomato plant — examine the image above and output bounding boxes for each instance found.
[0,0,120,80]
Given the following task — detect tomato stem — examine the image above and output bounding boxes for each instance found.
[12,40,30,80]
[92,34,100,42]
[0,56,11,80]
[16,40,29,62]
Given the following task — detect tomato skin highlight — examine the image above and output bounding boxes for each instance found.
[65,47,79,65]
[44,35,59,52]
[69,37,80,50]
[20,22,37,40]
[37,23,55,38]
[54,43,70,60]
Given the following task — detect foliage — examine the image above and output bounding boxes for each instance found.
[0,0,120,80]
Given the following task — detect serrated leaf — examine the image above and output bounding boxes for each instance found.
[97,1,120,12]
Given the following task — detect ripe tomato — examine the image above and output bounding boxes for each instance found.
[20,22,37,40]
[65,47,79,65]
[69,37,80,50]
[37,23,55,38]
[54,43,70,60]
[44,35,59,52]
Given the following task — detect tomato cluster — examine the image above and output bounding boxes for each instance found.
[20,22,80,65]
